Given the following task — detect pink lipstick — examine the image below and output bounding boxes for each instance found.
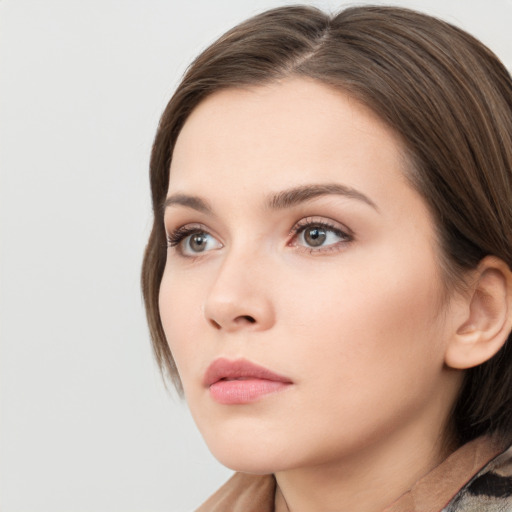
[204,358,292,405]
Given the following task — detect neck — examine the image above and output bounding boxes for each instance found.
[274,423,456,512]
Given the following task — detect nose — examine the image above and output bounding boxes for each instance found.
[203,250,275,333]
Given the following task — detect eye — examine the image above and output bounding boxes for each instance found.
[166,225,222,257]
[290,218,352,252]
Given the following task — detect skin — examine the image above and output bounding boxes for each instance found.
[159,78,466,512]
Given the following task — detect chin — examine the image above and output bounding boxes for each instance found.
[202,430,296,475]
[212,450,286,475]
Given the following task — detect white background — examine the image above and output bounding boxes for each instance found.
[1,1,511,511]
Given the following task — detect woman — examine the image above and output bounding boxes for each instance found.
[142,5,512,511]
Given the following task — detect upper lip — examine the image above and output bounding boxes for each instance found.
[203,358,293,387]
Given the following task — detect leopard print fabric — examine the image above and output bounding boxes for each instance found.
[443,444,512,511]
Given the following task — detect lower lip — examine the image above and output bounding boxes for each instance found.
[209,379,291,404]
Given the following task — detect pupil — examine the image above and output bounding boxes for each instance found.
[190,233,207,252]
[305,227,326,247]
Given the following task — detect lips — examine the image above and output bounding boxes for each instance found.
[203,358,293,404]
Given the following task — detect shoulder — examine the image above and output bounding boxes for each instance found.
[195,472,276,512]
[443,443,512,511]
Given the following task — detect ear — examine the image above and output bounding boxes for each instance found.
[445,256,512,370]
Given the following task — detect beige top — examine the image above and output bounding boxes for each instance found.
[195,436,506,512]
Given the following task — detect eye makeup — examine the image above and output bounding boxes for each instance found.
[166,223,222,257]
[165,213,354,260]
[288,216,354,255]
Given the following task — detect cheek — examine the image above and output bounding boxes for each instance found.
[158,269,205,381]
[264,259,449,453]
[281,251,447,392]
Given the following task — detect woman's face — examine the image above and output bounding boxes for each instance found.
[159,79,463,474]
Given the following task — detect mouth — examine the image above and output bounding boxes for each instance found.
[203,358,293,405]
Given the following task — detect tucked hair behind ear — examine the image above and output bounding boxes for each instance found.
[142,5,512,445]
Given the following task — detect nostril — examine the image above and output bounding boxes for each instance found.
[238,315,256,324]
[207,315,257,330]
[209,319,222,330]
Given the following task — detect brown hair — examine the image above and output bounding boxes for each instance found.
[142,5,512,445]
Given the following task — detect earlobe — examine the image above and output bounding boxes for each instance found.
[445,256,512,370]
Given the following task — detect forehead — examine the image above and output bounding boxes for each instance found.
[168,78,410,202]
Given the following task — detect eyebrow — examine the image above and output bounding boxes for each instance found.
[266,183,378,211]
[163,183,378,215]
[163,194,213,215]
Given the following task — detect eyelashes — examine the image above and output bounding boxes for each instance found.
[166,224,205,248]
[289,217,353,254]
[165,217,353,258]
[166,223,222,256]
